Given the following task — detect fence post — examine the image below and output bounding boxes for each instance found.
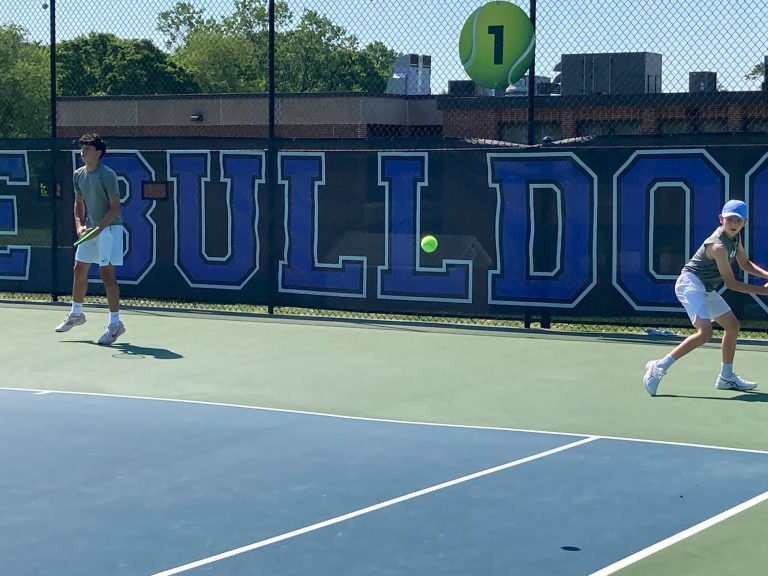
[49,0,58,302]
[266,0,277,315]
[526,0,537,146]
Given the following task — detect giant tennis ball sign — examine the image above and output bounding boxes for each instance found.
[459,1,535,89]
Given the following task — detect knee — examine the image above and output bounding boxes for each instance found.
[697,325,714,342]
[718,314,740,334]
[98,268,116,284]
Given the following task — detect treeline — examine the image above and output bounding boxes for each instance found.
[0,0,399,137]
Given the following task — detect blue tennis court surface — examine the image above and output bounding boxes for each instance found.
[2,388,768,576]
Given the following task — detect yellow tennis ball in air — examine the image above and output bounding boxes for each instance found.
[420,235,438,253]
[459,1,535,89]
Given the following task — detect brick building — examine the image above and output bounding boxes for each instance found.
[440,92,768,143]
[57,91,768,143]
[57,93,442,140]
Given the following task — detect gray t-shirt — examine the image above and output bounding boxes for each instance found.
[73,163,121,227]
[682,227,740,292]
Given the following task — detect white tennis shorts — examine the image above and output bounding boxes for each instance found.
[75,224,124,267]
[675,270,731,325]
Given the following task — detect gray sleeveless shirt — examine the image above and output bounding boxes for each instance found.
[682,227,739,292]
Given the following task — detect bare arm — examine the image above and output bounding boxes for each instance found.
[74,195,86,235]
[735,244,768,280]
[708,243,768,295]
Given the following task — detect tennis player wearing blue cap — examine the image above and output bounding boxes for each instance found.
[643,199,768,396]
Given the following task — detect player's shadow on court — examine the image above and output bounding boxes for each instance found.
[110,343,183,360]
[657,391,768,402]
[65,340,183,360]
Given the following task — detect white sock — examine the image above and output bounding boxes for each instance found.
[109,311,120,326]
[720,363,734,378]
[657,355,676,371]
[70,302,83,316]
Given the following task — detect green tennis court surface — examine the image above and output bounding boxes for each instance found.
[2,303,767,575]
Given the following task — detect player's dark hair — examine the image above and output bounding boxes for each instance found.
[78,133,107,158]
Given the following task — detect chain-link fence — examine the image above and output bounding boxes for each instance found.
[4,1,768,337]
[2,0,768,140]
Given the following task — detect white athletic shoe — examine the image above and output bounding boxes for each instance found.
[54,313,86,333]
[97,322,126,346]
[643,360,666,396]
[715,374,757,391]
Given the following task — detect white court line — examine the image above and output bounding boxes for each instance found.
[5,387,768,572]
[590,489,768,575]
[2,387,767,456]
[149,436,598,576]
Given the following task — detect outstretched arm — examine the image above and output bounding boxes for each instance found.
[710,243,768,294]
[736,245,768,280]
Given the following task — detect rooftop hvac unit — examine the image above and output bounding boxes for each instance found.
[385,54,432,95]
[689,71,717,93]
[560,52,662,95]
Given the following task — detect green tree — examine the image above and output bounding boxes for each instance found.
[158,1,398,94]
[157,0,293,93]
[220,0,292,39]
[175,29,264,93]
[0,24,50,137]
[278,11,356,92]
[278,10,398,93]
[57,33,199,96]
[354,41,400,93]
[746,62,765,86]
[157,1,218,50]
[157,0,291,49]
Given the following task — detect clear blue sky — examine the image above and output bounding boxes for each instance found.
[4,0,767,93]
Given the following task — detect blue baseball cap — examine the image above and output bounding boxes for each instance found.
[721,199,747,220]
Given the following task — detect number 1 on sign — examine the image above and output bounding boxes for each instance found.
[487,25,504,64]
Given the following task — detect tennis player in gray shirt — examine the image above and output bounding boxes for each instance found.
[54,133,126,345]
[643,199,768,396]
